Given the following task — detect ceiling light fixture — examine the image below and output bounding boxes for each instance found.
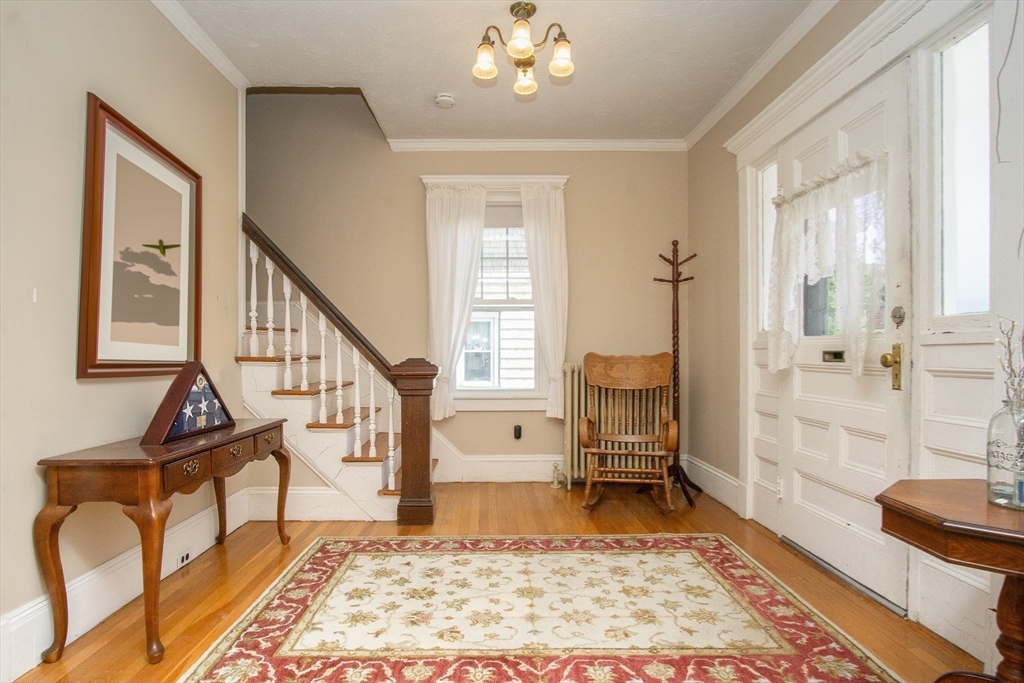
[473,2,574,93]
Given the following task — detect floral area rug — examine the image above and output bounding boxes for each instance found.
[180,535,900,683]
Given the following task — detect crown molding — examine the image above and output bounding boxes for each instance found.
[151,0,250,91]
[391,139,686,152]
[683,0,839,150]
[723,0,979,163]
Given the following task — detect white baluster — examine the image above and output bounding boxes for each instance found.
[248,241,259,356]
[264,259,276,357]
[335,331,344,423]
[282,279,293,389]
[387,383,396,489]
[318,313,327,424]
[299,294,309,391]
[352,346,362,454]
[368,363,377,458]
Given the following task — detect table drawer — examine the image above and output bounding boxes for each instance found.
[163,452,211,493]
[212,438,254,473]
[254,427,281,455]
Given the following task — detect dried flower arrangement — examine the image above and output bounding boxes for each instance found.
[997,318,1024,404]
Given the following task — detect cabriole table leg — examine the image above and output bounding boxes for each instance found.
[32,468,76,663]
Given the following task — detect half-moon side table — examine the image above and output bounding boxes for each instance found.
[876,479,1024,683]
[33,418,290,665]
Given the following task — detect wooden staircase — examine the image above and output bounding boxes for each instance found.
[238,214,438,524]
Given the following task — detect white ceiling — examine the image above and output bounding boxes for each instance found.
[179,0,815,141]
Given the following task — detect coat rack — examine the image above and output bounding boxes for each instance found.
[654,240,702,508]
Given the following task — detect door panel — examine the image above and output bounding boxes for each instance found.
[773,61,911,608]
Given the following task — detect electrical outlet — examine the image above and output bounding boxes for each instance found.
[176,548,192,569]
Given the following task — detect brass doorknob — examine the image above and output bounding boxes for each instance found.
[880,352,895,368]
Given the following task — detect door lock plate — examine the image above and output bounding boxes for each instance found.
[879,343,902,390]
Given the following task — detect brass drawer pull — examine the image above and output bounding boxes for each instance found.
[264,433,275,445]
[230,444,243,459]
[183,459,200,477]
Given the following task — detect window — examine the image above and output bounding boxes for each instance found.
[758,162,778,331]
[456,216,538,393]
[940,23,990,315]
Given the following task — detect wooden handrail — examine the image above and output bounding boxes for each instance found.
[242,213,394,383]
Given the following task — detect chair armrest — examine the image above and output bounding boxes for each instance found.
[660,419,678,452]
[579,417,595,449]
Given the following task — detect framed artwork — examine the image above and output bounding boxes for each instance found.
[77,93,202,379]
[141,362,234,445]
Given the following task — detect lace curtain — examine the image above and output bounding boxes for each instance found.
[767,151,888,376]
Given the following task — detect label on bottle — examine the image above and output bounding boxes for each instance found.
[1016,472,1024,507]
[987,439,1024,471]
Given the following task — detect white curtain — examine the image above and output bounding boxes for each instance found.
[425,184,487,420]
[522,182,569,418]
[767,151,888,376]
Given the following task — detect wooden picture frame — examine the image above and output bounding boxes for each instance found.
[77,93,202,379]
[141,362,234,445]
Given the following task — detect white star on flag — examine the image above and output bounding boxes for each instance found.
[182,402,195,419]
[199,398,209,414]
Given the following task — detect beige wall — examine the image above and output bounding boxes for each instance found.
[0,1,239,613]
[686,0,883,478]
[245,93,687,470]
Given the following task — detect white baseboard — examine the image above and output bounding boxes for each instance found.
[684,454,741,513]
[431,429,560,482]
[0,490,249,683]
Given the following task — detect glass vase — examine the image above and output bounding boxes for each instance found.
[986,399,1024,509]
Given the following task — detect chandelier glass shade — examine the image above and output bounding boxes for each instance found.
[473,2,574,92]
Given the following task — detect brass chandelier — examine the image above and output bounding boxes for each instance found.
[472,2,574,95]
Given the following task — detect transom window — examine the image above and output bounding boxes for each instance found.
[457,219,537,391]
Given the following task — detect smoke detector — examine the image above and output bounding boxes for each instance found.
[434,93,456,109]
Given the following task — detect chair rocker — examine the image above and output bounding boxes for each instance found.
[578,352,678,514]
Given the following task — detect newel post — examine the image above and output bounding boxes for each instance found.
[391,358,438,525]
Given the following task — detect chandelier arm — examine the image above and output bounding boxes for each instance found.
[532,22,563,48]
[484,25,507,48]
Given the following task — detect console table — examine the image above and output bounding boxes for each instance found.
[34,418,290,665]
[876,479,1024,683]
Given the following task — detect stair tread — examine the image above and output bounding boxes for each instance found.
[236,354,321,363]
[306,406,383,430]
[271,381,352,396]
[342,433,401,463]
[378,457,438,496]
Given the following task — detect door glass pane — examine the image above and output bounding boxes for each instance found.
[803,210,838,337]
[804,276,838,336]
[941,24,990,315]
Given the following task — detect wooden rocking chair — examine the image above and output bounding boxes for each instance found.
[579,352,678,514]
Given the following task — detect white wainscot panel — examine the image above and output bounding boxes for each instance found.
[794,470,884,544]
[842,427,887,478]
[795,365,886,410]
[755,411,779,443]
[756,455,779,488]
[925,369,995,427]
[795,417,830,461]
[840,102,885,156]
[756,363,781,397]
[921,445,987,479]
[794,137,830,182]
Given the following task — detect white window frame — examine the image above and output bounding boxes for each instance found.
[421,175,566,412]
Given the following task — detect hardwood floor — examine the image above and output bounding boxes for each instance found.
[18,483,982,683]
